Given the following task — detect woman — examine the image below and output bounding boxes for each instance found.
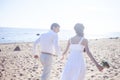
[60,23,103,80]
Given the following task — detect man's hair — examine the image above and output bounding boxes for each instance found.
[51,23,60,30]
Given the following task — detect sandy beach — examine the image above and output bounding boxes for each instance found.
[0,38,120,80]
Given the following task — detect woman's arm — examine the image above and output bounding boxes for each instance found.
[62,40,70,55]
[84,39,103,71]
[61,40,70,60]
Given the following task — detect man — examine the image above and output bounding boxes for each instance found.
[33,23,61,80]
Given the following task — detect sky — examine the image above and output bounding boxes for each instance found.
[0,0,120,34]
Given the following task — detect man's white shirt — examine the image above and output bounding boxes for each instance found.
[33,30,61,56]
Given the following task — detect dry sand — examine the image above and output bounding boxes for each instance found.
[0,38,120,80]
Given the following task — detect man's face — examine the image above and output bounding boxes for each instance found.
[53,26,60,33]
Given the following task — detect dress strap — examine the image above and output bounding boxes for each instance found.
[79,37,84,44]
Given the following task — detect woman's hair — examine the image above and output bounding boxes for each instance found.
[51,23,60,30]
[74,23,84,37]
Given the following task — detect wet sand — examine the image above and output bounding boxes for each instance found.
[0,38,120,80]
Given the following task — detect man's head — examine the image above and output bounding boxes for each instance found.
[51,23,60,33]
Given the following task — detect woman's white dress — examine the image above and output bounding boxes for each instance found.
[61,38,86,80]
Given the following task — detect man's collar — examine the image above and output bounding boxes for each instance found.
[49,30,56,34]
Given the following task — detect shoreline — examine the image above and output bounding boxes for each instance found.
[0,37,120,44]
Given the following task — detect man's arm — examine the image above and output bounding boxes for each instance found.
[53,35,61,56]
[33,36,41,55]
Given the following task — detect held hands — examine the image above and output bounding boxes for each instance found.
[61,55,64,60]
[60,52,66,60]
[60,54,65,60]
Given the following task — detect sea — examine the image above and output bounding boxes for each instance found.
[0,27,120,43]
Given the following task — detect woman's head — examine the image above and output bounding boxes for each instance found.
[74,23,84,37]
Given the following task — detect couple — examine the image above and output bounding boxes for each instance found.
[33,23,103,80]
